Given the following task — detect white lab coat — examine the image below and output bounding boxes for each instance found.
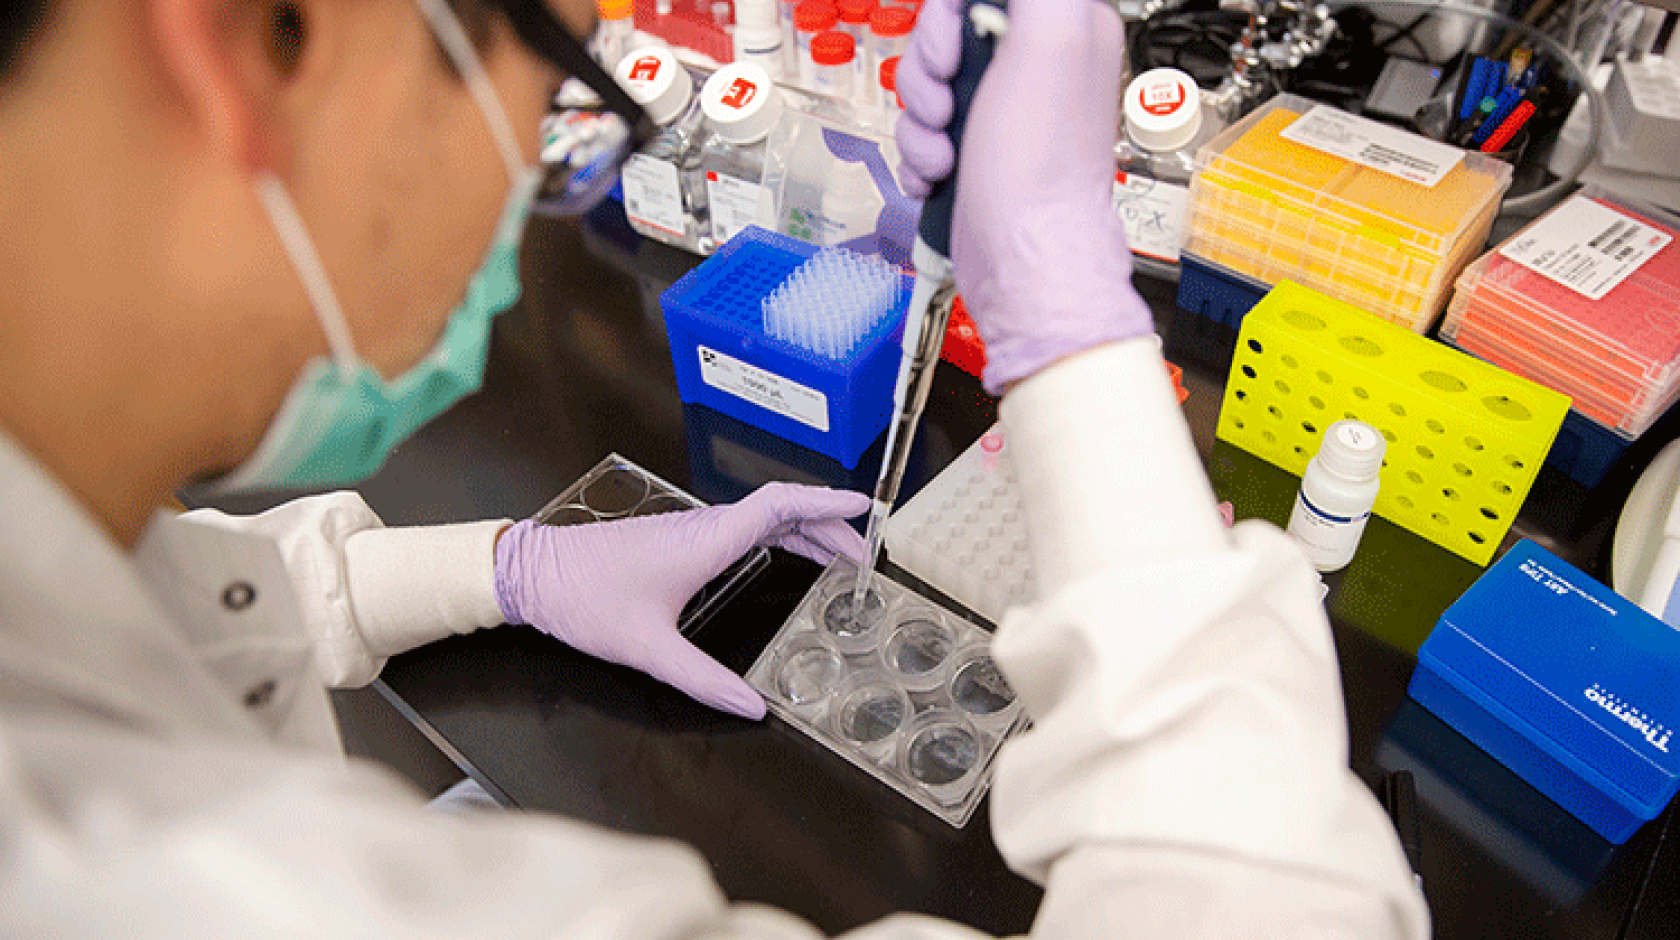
[0,339,1429,939]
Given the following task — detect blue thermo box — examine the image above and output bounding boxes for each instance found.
[660,227,910,469]
[1409,540,1680,843]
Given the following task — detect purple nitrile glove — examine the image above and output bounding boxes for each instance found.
[895,0,1155,395]
[494,482,869,719]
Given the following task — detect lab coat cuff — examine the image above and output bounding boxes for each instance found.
[344,519,512,658]
[1000,339,1226,594]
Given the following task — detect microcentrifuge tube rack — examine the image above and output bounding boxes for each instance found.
[884,426,1037,625]
[747,557,1027,827]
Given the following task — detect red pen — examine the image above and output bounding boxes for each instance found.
[1481,100,1536,154]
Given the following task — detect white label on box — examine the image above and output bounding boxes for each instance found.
[1498,195,1673,301]
[706,172,775,246]
[1280,104,1465,188]
[1113,173,1189,263]
[698,345,830,432]
[620,155,687,239]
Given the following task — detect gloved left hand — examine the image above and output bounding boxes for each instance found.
[494,483,870,719]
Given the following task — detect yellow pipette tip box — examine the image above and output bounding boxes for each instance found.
[1217,281,1570,564]
[1186,96,1511,335]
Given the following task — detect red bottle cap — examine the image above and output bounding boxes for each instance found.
[869,6,915,36]
[811,30,855,65]
[794,0,839,32]
[837,0,876,25]
[879,55,899,92]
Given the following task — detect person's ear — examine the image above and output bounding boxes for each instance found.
[147,0,314,173]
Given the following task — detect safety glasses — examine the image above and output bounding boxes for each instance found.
[489,0,655,214]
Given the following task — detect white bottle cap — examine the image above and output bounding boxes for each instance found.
[1317,420,1386,481]
[735,0,780,31]
[701,62,784,145]
[1123,68,1203,153]
[614,47,692,126]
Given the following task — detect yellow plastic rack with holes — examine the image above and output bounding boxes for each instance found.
[1217,281,1570,564]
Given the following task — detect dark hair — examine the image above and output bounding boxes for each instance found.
[2,1,57,86]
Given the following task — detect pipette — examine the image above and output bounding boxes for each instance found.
[851,0,1009,617]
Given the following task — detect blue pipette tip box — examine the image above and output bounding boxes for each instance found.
[1409,540,1680,843]
[660,226,910,469]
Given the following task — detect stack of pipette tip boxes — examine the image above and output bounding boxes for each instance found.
[661,226,909,468]
[1441,189,1680,451]
[1183,95,1511,334]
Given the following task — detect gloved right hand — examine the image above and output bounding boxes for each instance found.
[895,0,1155,394]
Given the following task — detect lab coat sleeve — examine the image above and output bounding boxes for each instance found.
[986,339,1431,940]
[179,493,509,688]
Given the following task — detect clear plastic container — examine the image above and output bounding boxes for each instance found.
[747,558,1026,826]
[1183,94,1512,333]
[533,455,771,637]
[877,55,902,127]
[868,5,914,83]
[793,0,840,90]
[762,103,904,257]
[810,30,856,99]
[616,48,714,254]
[836,0,877,102]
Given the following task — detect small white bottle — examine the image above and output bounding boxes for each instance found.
[733,0,787,79]
[1287,420,1386,573]
[699,62,786,246]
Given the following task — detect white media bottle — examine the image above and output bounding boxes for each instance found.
[698,62,786,247]
[1287,420,1385,572]
[615,47,714,253]
[1112,67,1222,264]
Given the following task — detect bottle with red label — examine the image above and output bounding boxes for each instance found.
[698,62,787,247]
[614,46,715,254]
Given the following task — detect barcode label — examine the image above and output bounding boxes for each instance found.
[1499,195,1671,301]
[619,155,688,240]
[1280,105,1464,188]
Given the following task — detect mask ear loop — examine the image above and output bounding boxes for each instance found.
[255,174,360,378]
[413,0,528,184]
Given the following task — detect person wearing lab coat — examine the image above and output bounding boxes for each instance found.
[0,0,1429,936]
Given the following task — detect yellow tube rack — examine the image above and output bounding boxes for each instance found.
[1216,282,1570,564]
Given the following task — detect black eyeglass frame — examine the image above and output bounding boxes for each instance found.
[488,0,657,209]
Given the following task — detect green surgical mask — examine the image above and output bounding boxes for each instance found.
[214,0,539,493]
